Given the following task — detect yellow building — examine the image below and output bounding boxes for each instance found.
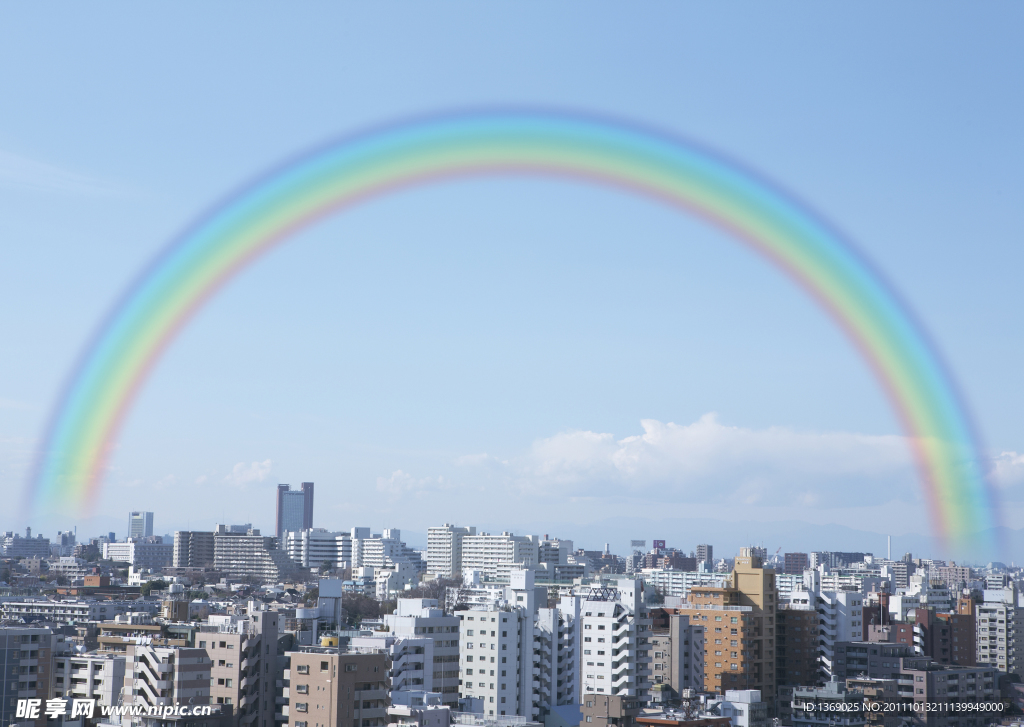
[672,549,776,706]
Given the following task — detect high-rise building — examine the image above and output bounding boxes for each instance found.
[459,570,580,720]
[276,482,314,539]
[284,528,353,569]
[783,553,809,575]
[579,577,653,706]
[126,643,210,726]
[976,586,1023,676]
[460,532,539,580]
[285,648,389,727]
[0,624,64,727]
[673,549,776,707]
[129,511,154,539]
[197,608,279,727]
[103,538,173,569]
[695,544,713,566]
[173,530,216,568]
[647,610,705,704]
[214,525,299,581]
[427,524,477,578]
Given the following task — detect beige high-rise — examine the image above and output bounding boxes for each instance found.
[672,549,776,707]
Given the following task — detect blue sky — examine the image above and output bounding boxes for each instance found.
[1,4,1022,560]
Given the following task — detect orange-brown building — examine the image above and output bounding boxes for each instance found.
[672,550,776,707]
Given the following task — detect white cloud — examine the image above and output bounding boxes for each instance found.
[224,460,273,487]
[992,451,1024,494]
[460,414,919,506]
[375,469,451,500]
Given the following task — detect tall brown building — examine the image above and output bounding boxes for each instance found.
[673,549,776,707]
[286,649,389,727]
[783,553,809,576]
[775,605,818,686]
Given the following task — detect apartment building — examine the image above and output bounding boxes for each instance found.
[976,587,1023,676]
[427,525,477,578]
[640,570,729,600]
[284,648,389,727]
[674,550,774,704]
[0,625,65,727]
[580,695,642,727]
[783,553,809,576]
[53,652,126,707]
[460,533,538,581]
[382,598,462,705]
[197,609,280,727]
[897,657,998,727]
[103,538,174,569]
[350,633,434,694]
[787,588,867,681]
[775,604,818,690]
[214,526,298,582]
[127,644,212,726]
[130,511,155,539]
[284,529,352,570]
[174,531,216,568]
[791,680,867,727]
[647,610,704,704]
[459,607,527,717]
[579,577,652,706]
[458,570,580,721]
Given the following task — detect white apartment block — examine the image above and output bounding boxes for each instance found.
[977,587,1023,676]
[126,644,211,726]
[579,578,653,705]
[103,539,173,569]
[214,526,298,581]
[350,633,435,693]
[458,570,579,722]
[461,533,539,581]
[0,599,150,623]
[428,525,477,578]
[641,569,729,599]
[53,652,126,707]
[284,529,353,569]
[788,590,867,680]
[383,599,463,706]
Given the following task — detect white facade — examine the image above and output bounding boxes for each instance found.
[579,577,653,704]
[461,533,539,581]
[54,652,126,706]
[129,511,154,539]
[641,569,729,599]
[707,690,767,727]
[377,562,422,599]
[383,599,463,706]
[103,539,173,569]
[789,590,867,679]
[458,570,579,722]
[977,587,1023,676]
[427,524,477,578]
[284,528,352,569]
[351,633,436,692]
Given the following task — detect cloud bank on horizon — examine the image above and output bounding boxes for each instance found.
[376,413,1024,509]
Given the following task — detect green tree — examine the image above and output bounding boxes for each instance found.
[140,580,168,597]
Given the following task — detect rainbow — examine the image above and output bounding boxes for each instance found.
[28,111,998,553]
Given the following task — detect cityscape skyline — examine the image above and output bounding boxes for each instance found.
[2,6,1022,560]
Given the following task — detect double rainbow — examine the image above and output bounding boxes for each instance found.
[28,111,998,553]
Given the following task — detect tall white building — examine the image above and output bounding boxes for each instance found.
[103,538,173,569]
[284,528,353,569]
[977,586,1023,676]
[461,533,539,581]
[383,598,463,706]
[640,569,729,599]
[787,589,867,680]
[458,570,579,722]
[129,511,154,539]
[579,577,653,704]
[427,525,477,578]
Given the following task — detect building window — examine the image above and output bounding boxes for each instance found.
[296,704,308,713]
[297,685,308,694]
[321,661,330,672]
[297,665,309,674]
[346,664,357,672]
